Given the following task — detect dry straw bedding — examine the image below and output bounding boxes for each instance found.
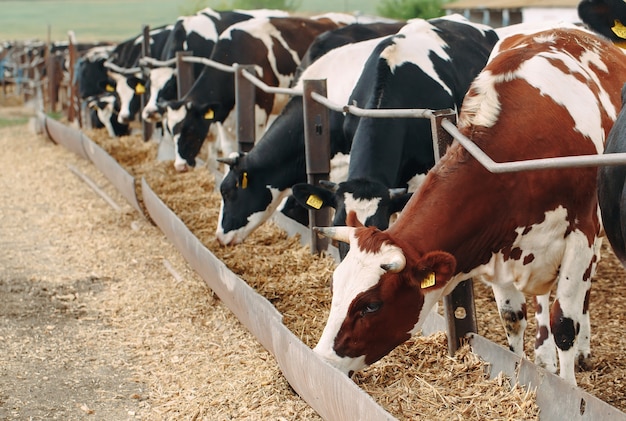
[72,128,626,418]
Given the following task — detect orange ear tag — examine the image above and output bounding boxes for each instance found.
[306,194,323,210]
[135,83,145,94]
[421,272,436,289]
[241,172,248,189]
[204,109,214,120]
[105,84,115,92]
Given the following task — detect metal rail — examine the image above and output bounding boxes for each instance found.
[103,61,141,74]
[241,68,302,96]
[180,55,235,73]
[441,119,626,171]
[140,56,177,67]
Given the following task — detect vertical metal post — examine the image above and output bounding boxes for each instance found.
[141,25,153,142]
[46,52,59,113]
[176,51,194,99]
[67,35,78,124]
[431,109,478,355]
[235,64,256,153]
[303,79,331,254]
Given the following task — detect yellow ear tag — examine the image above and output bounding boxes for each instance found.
[241,172,248,189]
[306,194,323,210]
[204,109,214,120]
[612,20,626,39]
[105,84,115,92]
[135,83,145,94]
[421,272,436,289]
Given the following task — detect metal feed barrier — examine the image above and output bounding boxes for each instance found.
[11,25,626,420]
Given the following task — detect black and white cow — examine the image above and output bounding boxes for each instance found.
[162,15,350,172]
[87,91,131,137]
[141,8,290,124]
[215,29,402,246]
[578,0,626,45]
[291,16,499,256]
[105,25,172,125]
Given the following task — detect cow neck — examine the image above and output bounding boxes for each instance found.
[386,144,511,275]
[246,99,306,174]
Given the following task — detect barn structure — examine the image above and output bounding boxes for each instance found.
[443,0,580,27]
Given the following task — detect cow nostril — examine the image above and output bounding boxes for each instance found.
[348,370,354,378]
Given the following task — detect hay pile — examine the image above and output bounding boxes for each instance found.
[83,127,626,417]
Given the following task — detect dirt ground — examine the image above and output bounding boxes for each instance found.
[0,107,319,420]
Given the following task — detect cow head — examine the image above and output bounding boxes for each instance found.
[141,67,177,123]
[216,153,290,245]
[292,179,412,258]
[87,92,129,138]
[163,99,219,172]
[106,71,146,124]
[312,212,456,375]
[579,0,626,43]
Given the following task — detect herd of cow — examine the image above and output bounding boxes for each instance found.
[31,0,626,388]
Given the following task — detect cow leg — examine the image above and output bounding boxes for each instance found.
[491,283,527,357]
[533,293,557,374]
[551,234,596,384]
[575,237,600,372]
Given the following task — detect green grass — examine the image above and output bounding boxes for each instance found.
[0,116,29,128]
[0,0,383,43]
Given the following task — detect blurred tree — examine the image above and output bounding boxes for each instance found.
[377,0,450,20]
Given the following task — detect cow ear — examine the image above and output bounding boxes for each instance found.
[128,76,146,94]
[410,251,456,291]
[99,79,115,92]
[199,102,219,120]
[291,183,337,211]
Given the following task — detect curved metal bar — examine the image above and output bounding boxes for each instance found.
[441,119,626,172]
[241,69,302,96]
[140,56,177,67]
[103,61,141,74]
[180,55,235,73]
[310,91,435,119]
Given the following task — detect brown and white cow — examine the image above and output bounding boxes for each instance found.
[313,27,626,385]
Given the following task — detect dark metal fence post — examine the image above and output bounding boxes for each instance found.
[235,64,256,153]
[303,79,331,254]
[141,25,153,141]
[176,51,194,99]
[67,35,78,124]
[431,109,478,355]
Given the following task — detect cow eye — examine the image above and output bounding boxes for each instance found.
[361,301,382,316]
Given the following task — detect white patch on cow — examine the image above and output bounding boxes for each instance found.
[314,238,407,371]
[182,14,219,41]
[461,27,619,145]
[343,193,381,226]
[220,18,299,87]
[142,67,175,122]
[458,206,572,296]
[330,152,350,183]
[380,20,452,97]
[516,42,614,149]
[164,105,189,170]
[216,186,290,245]
[109,71,137,124]
[406,172,428,193]
[164,104,187,136]
[90,95,116,138]
[293,37,384,105]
